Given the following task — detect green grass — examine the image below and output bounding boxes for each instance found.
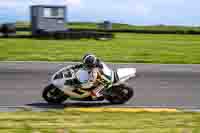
[67,22,99,29]
[2,33,200,64]
[0,110,199,133]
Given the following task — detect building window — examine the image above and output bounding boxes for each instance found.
[44,8,51,17]
[43,8,64,18]
[51,8,59,17]
[58,8,64,17]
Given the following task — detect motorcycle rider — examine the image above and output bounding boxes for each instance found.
[55,54,110,99]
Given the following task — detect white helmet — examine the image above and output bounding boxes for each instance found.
[82,54,97,67]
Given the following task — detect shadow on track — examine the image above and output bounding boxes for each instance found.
[26,101,113,110]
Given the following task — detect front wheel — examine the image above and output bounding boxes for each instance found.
[105,84,134,104]
[42,84,69,104]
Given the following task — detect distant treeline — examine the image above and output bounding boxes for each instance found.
[16,27,200,35]
[69,28,200,34]
[14,21,200,35]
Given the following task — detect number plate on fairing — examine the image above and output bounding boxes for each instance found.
[76,69,90,83]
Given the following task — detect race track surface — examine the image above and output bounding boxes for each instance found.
[0,62,200,109]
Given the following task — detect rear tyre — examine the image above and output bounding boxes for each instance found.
[105,84,134,104]
[42,84,69,104]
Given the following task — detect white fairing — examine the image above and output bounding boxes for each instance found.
[101,62,114,82]
[51,63,136,89]
[117,68,136,82]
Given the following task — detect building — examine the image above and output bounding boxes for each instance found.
[30,5,67,36]
[98,21,112,30]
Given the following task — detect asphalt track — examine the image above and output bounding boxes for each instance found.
[0,62,200,109]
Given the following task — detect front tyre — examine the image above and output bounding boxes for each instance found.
[105,84,134,104]
[42,84,69,104]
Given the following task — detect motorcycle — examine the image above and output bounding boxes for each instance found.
[42,62,136,104]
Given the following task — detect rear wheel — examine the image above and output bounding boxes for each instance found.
[42,84,69,104]
[105,84,134,104]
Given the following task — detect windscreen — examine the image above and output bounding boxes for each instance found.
[102,62,113,79]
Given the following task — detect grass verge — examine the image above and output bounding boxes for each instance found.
[0,109,199,133]
[2,33,200,63]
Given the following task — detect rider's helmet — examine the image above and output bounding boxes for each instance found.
[82,54,97,68]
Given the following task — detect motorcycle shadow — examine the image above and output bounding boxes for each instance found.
[27,101,113,110]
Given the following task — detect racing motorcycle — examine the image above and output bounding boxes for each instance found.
[42,62,136,104]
